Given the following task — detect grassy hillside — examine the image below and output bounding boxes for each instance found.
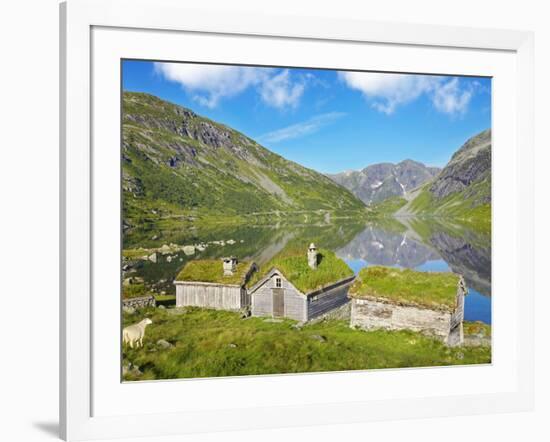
[122,308,491,380]
[408,179,491,232]
[122,92,365,228]
[369,196,407,216]
[406,129,491,232]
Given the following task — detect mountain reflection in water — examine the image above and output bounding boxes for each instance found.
[125,217,491,324]
[335,219,491,324]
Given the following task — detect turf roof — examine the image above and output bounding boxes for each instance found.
[176,260,254,285]
[349,266,462,311]
[248,246,354,294]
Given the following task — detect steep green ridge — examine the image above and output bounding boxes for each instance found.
[122,92,365,227]
[407,129,491,231]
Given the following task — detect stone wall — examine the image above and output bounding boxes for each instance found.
[122,295,156,311]
[350,298,453,342]
[308,300,351,324]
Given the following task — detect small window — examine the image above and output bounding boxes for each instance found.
[275,277,282,288]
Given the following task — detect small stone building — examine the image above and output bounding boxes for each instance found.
[247,244,355,322]
[174,257,257,311]
[349,267,468,346]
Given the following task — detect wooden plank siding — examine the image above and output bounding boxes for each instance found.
[250,272,355,322]
[175,282,244,311]
[307,276,354,320]
[250,273,307,322]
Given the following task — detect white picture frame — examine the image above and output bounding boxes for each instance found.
[60,0,534,440]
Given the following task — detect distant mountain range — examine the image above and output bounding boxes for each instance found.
[122,92,490,230]
[122,92,364,225]
[328,160,441,205]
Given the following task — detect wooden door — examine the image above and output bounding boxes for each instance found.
[272,288,284,317]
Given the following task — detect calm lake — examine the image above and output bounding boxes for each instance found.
[124,216,491,324]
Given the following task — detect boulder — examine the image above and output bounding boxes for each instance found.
[310,334,327,342]
[148,252,157,263]
[122,362,142,377]
[183,245,195,255]
[239,307,251,319]
[156,339,173,349]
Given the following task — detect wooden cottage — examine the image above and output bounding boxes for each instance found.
[348,266,468,346]
[247,244,356,322]
[174,257,257,311]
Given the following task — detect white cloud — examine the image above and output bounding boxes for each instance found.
[154,63,305,109]
[259,69,305,109]
[154,63,267,108]
[339,72,474,116]
[431,78,473,115]
[258,112,346,143]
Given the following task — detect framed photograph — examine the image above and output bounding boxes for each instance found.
[60,0,534,440]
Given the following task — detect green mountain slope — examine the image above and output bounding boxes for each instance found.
[406,129,491,231]
[122,92,365,226]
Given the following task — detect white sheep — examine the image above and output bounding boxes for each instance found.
[123,318,153,348]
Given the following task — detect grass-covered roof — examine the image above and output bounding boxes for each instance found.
[248,246,354,294]
[176,260,253,285]
[349,266,461,311]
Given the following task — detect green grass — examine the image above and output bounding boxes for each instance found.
[464,321,492,338]
[248,247,354,293]
[409,179,491,234]
[122,307,491,381]
[122,283,148,299]
[176,260,254,285]
[349,266,460,311]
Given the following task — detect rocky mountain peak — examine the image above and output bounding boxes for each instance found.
[329,160,441,205]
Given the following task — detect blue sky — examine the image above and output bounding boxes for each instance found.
[122,60,491,173]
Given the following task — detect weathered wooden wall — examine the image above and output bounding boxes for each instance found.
[307,278,354,320]
[175,282,244,311]
[350,298,453,341]
[450,285,465,331]
[251,274,307,321]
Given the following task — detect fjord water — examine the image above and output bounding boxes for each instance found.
[125,216,491,324]
[335,220,491,324]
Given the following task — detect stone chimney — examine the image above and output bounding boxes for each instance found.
[222,257,237,276]
[307,243,318,270]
